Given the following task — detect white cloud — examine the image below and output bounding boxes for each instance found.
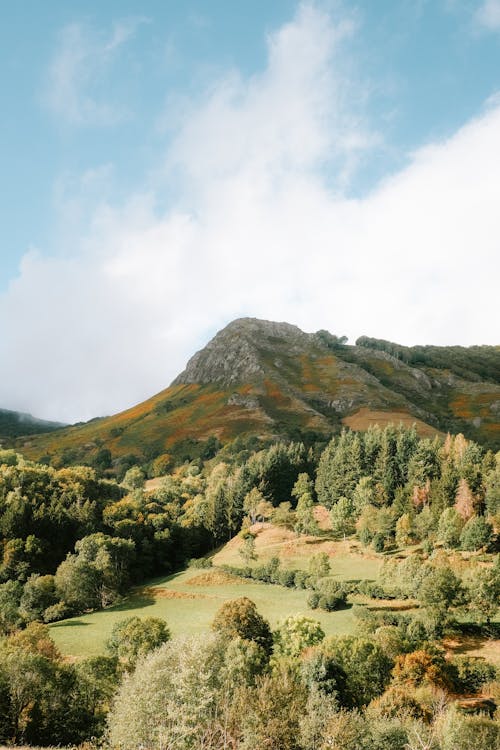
[2,3,500,422]
[43,18,144,125]
[476,0,500,29]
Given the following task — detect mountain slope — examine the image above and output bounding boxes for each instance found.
[0,408,65,441]
[17,318,500,467]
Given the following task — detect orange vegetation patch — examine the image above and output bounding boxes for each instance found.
[343,408,441,438]
[187,571,246,586]
[313,505,332,531]
[139,587,214,600]
[450,392,500,420]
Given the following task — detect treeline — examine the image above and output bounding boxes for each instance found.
[315,427,498,553]
[0,426,498,629]
[355,336,500,383]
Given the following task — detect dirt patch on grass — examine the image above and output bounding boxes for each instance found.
[314,505,332,530]
[343,408,441,438]
[443,636,500,667]
[187,571,246,586]
[139,587,214,600]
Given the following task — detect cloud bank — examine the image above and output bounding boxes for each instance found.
[1,4,499,422]
[477,0,500,30]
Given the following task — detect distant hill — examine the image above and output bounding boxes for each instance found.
[0,408,65,441]
[18,318,500,468]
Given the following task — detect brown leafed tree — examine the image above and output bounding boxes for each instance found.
[454,478,475,521]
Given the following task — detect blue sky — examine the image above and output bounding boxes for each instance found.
[1,1,500,421]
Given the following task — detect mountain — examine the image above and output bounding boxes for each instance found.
[17,318,500,467]
[0,408,65,441]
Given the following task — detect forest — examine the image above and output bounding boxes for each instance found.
[0,424,498,748]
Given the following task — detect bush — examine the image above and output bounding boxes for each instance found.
[294,570,309,589]
[459,516,493,551]
[372,534,385,553]
[356,581,391,599]
[43,601,71,623]
[189,557,213,569]
[307,591,320,609]
[278,569,296,587]
[451,656,497,693]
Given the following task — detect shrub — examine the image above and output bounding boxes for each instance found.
[459,516,493,551]
[106,616,170,669]
[188,557,213,569]
[307,591,320,609]
[278,569,296,587]
[451,656,497,693]
[372,533,385,552]
[294,570,309,589]
[211,597,273,656]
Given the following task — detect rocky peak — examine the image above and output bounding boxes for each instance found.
[171,317,311,387]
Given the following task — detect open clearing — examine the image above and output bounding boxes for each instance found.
[49,524,499,667]
[50,565,361,657]
[50,529,382,659]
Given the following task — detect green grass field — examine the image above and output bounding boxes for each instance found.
[50,566,363,658]
[50,523,388,659]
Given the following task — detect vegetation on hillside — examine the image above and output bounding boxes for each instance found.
[16,320,500,472]
[0,420,498,748]
[0,408,64,440]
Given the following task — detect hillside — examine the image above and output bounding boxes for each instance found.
[0,407,65,441]
[17,318,500,468]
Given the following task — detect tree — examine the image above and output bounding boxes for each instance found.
[292,472,314,501]
[392,648,450,689]
[204,462,231,543]
[454,478,476,521]
[352,476,375,515]
[0,580,23,634]
[273,615,325,658]
[418,566,462,625]
[395,513,413,547]
[240,661,307,750]
[330,496,355,537]
[324,636,392,708]
[437,507,464,549]
[55,533,136,612]
[437,706,499,750]
[465,562,500,625]
[239,531,257,563]
[244,487,266,525]
[459,516,493,551]
[122,466,145,490]
[211,597,273,656]
[107,635,227,750]
[294,491,318,535]
[106,616,170,670]
[19,574,57,622]
[54,556,101,612]
[74,655,119,737]
[309,551,331,578]
[316,431,363,508]
[107,634,264,750]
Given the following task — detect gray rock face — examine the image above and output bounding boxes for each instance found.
[171,317,310,387]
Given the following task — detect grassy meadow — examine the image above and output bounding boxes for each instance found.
[50,566,361,657]
[49,522,498,665]
[50,524,384,658]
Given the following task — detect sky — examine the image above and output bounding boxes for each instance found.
[1,0,500,423]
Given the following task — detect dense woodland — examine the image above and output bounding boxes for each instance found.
[0,424,499,748]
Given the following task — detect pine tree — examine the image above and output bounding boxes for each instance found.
[315,431,363,508]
